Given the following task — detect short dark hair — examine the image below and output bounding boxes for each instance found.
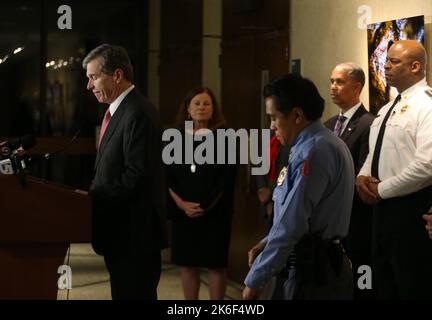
[82,44,134,82]
[175,86,226,130]
[338,62,365,90]
[263,73,324,121]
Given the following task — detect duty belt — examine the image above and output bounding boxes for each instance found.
[281,238,344,275]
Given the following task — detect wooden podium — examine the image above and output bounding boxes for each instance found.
[0,175,91,300]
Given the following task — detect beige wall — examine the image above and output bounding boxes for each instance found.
[290,0,432,120]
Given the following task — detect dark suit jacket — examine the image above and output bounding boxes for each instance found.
[324,105,375,261]
[90,88,168,257]
[324,105,375,175]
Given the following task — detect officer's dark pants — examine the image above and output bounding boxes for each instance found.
[372,187,432,299]
[272,243,353,300]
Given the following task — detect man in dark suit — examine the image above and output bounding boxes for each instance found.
[82,44,167,300]
[324,62,375,299]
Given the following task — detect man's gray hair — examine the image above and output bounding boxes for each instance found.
[82,44,134,82]
[337,62,365,90]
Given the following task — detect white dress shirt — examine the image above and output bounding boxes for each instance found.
[108,85,135,116]
[359,78,432,199]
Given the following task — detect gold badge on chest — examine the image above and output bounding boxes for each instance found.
[277,166,288,186]
[400,105,409,113]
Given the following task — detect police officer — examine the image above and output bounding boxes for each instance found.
[357,40,432,299]
[243,73,355,300]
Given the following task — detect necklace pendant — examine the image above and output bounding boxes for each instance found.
[190,164,196,173]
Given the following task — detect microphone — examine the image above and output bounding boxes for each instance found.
[0,153,29,188]
[0,134,35,188]
[11,153,28,188]
[44,129,81,160]
[0,159,14,175]
[0,134,36,158]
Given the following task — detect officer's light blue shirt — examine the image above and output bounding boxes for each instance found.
[244,121,355,291]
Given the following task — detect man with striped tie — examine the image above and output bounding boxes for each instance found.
[324,62,375,300]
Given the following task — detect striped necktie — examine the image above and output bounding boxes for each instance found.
[334,115,347,137]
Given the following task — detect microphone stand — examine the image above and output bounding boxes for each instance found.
[11,152,27,188]
[44,129,81,160]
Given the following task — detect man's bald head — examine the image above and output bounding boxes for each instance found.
[385,40,427,92]
[394,40,427,72]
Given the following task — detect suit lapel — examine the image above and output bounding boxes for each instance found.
[94,90,135,170]
[327,117,338,132]
[339,104,367,141]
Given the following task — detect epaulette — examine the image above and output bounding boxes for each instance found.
[425,88,432,98]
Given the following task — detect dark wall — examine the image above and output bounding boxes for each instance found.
[0,0,149,189]
[222,0,290,283]
[159,0,203,128]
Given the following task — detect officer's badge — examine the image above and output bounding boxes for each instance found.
[277,166,288,186]
[400,105,408,113]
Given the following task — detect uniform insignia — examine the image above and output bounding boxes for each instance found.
[425,89,432,98]
[277,166,287,186]
[400,105,408,113]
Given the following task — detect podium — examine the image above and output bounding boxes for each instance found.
[0,175,91,299]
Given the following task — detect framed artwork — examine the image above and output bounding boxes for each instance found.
[367,15,424,114]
